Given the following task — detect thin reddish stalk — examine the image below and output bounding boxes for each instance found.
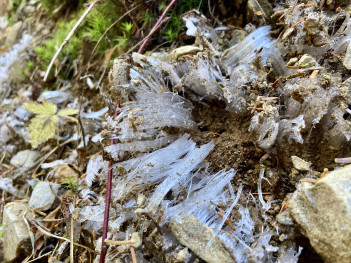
[137,0,177,54]
[100,104,120,263]
[100,1,177,261]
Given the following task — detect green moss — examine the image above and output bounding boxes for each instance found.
[35,19,82,71]
[113,21,133,49]
[42,0,85,14]
[26,61,35,72]
[161,0,207,43]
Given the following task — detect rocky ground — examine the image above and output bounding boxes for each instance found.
[1,0,351,262]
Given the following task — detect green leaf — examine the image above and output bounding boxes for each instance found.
[28,114,59,148]
[24,100,78,148]
[24,100,57,115]
[57,108,79,117]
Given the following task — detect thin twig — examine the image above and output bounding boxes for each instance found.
[104,239,135,245]
[29,218,96,254]
[43,0,99,81]
[32,137,75,178]
[130,246,137,263]
[137,0,177,53]
[70,195,76,263]
[25,251,52,263]
[100,103,120,263]
[124,17,170,56]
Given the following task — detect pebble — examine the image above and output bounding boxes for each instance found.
[10,150,40,169]
[170,215,236,263]
[29,181,60,211]
[5,21,22,47]
[23,6,35,16]
[343,43,351,70]
[291,156,311,172]
[3,201,34,262]
[298,54,316,68]
[288,164,351,263]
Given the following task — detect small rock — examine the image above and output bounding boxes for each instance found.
[298,54,316,68]
[291,156,311,171]
[169,45,203,61]
[3,201,34,262]
[0,17,9,31]
[137,194,146,207]
[22,6,35,16]
[131,232,142,248]
[343,43,351,70]
[176,248,189,263]
[10,150,40,169]
[343,77,351,104]
[286,57,298,66]
[276,209,294,226]
[170,215,236,263]
[304,17,320,35]
[5,21,22,47]
[288,164,351,263]
[247,0,273,18]
[282,27,295,41]
[29,181,60,211]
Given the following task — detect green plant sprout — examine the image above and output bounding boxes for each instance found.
[115,21,133,49]
[61,176,79,193]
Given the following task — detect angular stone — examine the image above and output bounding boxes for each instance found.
[288,164,351,263]
[247,0,273,18]
[298,54,316,68]
[170,215,236,263]
[343,43,351,70]
[10,150,40,169]
[29,181,60,211]
[291,156,311,172]
[5,21,22,47]
[22,6,35,16]
[3,201,33,262]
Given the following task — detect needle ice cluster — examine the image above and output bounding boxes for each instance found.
[0,34,32,85]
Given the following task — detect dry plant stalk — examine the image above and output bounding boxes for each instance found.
[43,0,99,81]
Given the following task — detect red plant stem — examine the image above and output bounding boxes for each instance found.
[100,1,177,261]
[137,0,177,54]
[100,104,120,263]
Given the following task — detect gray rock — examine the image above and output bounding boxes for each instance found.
[10,150,40,169]
[343,43,351,70]
[298,54,316,68]
[3,201,33,262]
[29,181,60,211]
[304,17,320,35]
[291,156,311,172]
[170,215,236,263]
[22,6,35,16]
[343,77,351,104]
[247,0,273,18]
[276,209,294,226]
[288,164,351,263]
[5,21,22,47]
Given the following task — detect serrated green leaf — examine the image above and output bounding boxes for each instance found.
[24,101,57,115]
[57,108,79,117]
[28,114,59,148]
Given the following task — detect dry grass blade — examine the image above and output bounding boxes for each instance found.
[29,218,96,254]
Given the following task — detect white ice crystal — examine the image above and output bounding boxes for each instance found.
[0,34,32,85]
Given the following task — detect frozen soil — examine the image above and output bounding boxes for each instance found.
[2,1,351,262]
